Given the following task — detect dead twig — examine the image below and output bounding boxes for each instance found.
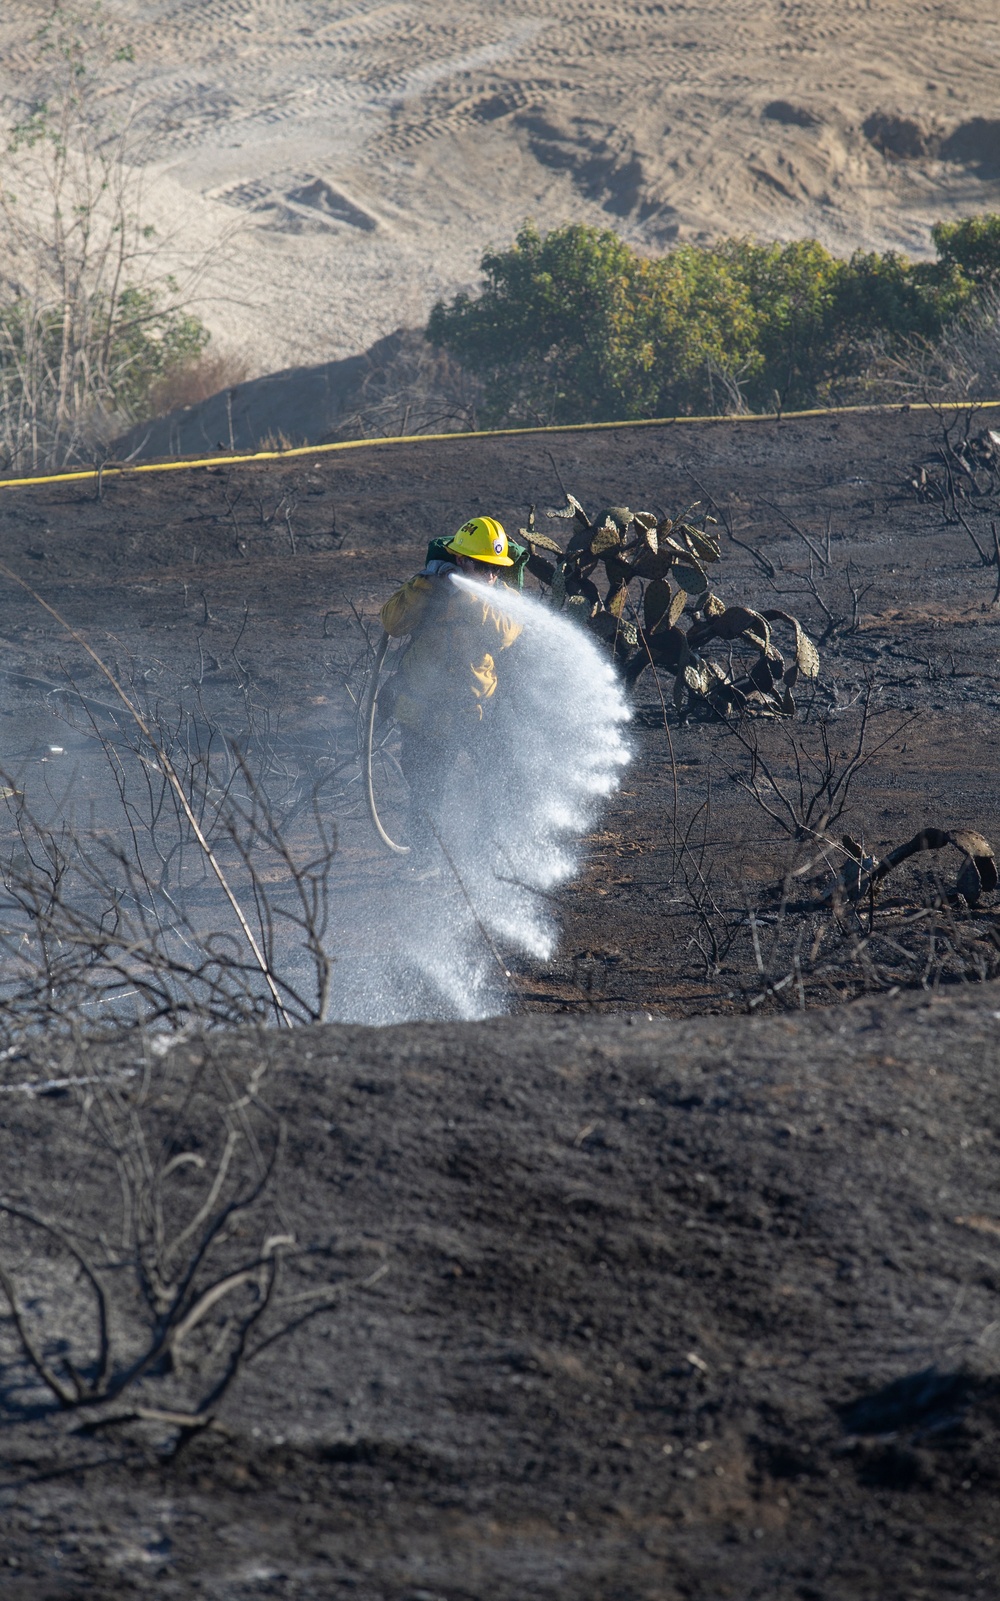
[0,561,292,1027]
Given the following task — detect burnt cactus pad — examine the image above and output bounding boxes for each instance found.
[519,494,819,718]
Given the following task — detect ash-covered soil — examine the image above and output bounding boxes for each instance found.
[0,406,998,1014]
[1,987,1000,1598]
[0,408,999,1595]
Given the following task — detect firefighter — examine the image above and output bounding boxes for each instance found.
[379,517,522,869]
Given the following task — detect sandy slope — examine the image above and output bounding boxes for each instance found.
[2,1,1000,373]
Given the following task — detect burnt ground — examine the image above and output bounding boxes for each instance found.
[0,408,998,1594]
[1,406,999,1012]
[1,992,999,1598]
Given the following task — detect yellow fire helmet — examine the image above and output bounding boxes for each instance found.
[445,515,514,567]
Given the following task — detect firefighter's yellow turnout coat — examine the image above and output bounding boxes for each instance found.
[380,569,522,742]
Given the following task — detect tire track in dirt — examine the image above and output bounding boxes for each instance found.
[2,1,1000,370]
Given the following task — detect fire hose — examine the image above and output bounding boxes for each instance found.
[361,631,513,985]
[362,630,410,855]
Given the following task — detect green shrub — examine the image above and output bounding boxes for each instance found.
[0,270,212,472]
[931,215,1000,288]
[427,223,759,424]
[712,237,841,410]
[427,216,1000,423]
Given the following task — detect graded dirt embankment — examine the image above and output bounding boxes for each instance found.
[1,984,999,1597]
[2,1,999,370]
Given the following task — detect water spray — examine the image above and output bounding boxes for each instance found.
[336,574,632,1024]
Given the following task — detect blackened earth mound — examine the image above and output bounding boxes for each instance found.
[1,983,998,1598]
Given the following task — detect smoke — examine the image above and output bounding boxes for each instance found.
[328,575,631,1023]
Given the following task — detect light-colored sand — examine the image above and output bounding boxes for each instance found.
[2,0,1000,376]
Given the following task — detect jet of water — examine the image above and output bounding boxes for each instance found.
[328,574,631,1023]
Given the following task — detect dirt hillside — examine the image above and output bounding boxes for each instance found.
[2,1,999,371]
[0,408,998,1594]
[1,984,999,1597]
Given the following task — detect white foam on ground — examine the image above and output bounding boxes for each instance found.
[327,576,631,1024]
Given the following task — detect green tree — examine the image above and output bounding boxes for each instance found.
[930,215,1000,289]
[644,242,762,415]
[427,223,760,425]
[712,237,841,409]
[428,216,1000,426]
